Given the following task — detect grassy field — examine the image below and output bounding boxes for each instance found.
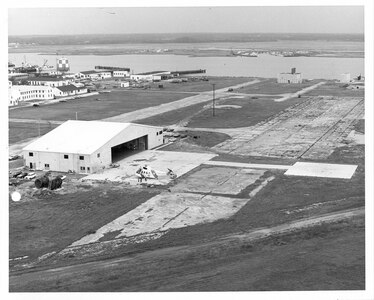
[162,130,231,149]
[9,90,194,121]
[146,76,253,93]
[9,185,159,260]
[11,216,364,291]
[305,81,365,97]
[9,122,59,144]
[233,78,323,94]
[137,95,304,128]
[135,101,208,127]
[187,96,305,128]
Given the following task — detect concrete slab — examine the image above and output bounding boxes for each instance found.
[346,130,365,145]
[215,97,364,159]
[284,162,357,179]
[82,150,217,185]
[203,160,290,170]
[71,193,250,246]
[171,167,265,195]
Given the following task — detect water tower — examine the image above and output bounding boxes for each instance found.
[56,57,70,73]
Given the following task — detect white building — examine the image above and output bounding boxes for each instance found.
[99,71,112,79]
[9,85,55,101]
[23,120,164,173]
[120,81,130,88]
[113,70,130,77]
[340,73,351,83]
[77,70,112,80]
[8,87,21,106]
[130,71,170,82]
[54,85,88,97]
[27,77,72,87]
[277,68,302,84]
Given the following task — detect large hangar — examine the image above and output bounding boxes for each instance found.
[23,120,164,173]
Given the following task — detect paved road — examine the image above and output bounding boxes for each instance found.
[9,118,64,125]
[9,207,363,292]
[103,79,261,123]
[274,82,325,102]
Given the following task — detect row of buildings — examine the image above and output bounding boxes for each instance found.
[8,60,207,106]
[8,78,88,106]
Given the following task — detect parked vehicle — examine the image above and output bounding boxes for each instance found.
[25,172,36,180]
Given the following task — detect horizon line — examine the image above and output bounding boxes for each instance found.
[8,32,364,37]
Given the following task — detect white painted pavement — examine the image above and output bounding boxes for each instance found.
[284,162,357,179]
[204,160,358,179]
[203,160,291,170]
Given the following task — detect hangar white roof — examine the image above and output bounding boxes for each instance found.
[23,120,154,155]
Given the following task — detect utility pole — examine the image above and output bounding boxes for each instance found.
[212,83,216,116]
[76,112,78,120]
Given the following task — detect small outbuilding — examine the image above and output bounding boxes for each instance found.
[23,120,164,173]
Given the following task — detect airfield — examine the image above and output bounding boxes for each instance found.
[8,76,365,291]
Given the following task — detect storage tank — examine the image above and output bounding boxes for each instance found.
[35,176,49,189]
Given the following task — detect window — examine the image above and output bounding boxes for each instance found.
[159,130,163,134]
[29,152,33,157]
[80,166,85,171]
[156,132,158,136]
[64,154,69,159]
[79,156,84,160]
[87,167,90,172]
[45,164,50,169]
[97,153,100,158]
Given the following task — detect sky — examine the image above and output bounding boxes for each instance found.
[8,6,364,35]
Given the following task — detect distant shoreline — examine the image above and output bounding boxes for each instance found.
[8,48,364,59]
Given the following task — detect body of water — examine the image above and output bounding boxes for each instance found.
[9,42,364,80]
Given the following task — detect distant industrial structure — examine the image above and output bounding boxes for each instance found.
[277,67,302,84]
[23,120,164,173]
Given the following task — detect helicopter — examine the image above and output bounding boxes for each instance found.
[135,165,176,182]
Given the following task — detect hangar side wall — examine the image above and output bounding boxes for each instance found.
[23,150,93,173]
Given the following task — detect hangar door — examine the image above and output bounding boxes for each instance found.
[111,135,148,162]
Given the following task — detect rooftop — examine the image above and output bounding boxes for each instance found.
[23,120,132,155]
[56,85,85,92]
[136,71,168,75]
[28,77,68,82]
[80,70,100,75]
[23,120,161,155]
